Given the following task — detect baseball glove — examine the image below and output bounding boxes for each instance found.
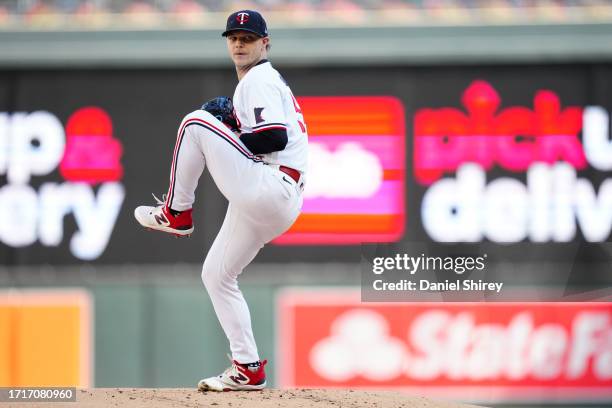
[201,96,239,132]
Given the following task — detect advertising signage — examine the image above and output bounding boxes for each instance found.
[0,107,124,260]
[277,289,612,403]
[416,80,612,243]
[0,65,610,264]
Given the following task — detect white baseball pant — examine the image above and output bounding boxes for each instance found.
[165,110,302,363]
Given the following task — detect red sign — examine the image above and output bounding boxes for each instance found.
[277,289,612,403]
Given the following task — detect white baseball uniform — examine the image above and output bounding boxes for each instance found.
[165,60,307,363]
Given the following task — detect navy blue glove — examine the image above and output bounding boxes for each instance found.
[201,96,239,132]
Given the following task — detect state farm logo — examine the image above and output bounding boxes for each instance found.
[278,291,612,402]
[415,80,612,243]
[311,308,612,383]
[310,309,405,381]
[0,107,124,260]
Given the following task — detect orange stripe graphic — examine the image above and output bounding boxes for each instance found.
[288,214,402,234]
[383,169,403,180]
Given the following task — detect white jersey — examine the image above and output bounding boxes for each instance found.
[233,61,308,174]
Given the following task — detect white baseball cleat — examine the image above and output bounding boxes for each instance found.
[197,356,267,392]
[134,194,194,237]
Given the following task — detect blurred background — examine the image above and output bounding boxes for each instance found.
[0,1,611,407]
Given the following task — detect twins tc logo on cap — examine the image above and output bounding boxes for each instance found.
[236,12,249,24]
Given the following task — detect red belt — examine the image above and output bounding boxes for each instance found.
[279,166,301,183]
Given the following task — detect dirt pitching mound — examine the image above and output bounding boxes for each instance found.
[61,388,483,408]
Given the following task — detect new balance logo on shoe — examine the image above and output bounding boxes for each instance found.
[229,372,249,385]
[154,213,169,226]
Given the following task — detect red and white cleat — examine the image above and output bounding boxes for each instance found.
[197,356,267,392]
[134,194,193,237]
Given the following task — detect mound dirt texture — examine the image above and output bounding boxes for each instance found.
[37,388,483,408]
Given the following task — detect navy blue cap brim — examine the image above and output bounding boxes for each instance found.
[222,28,267,37]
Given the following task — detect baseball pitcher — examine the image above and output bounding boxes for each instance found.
[134,9,308,391]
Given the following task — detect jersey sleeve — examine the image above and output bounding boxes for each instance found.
[241,78,288,133]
